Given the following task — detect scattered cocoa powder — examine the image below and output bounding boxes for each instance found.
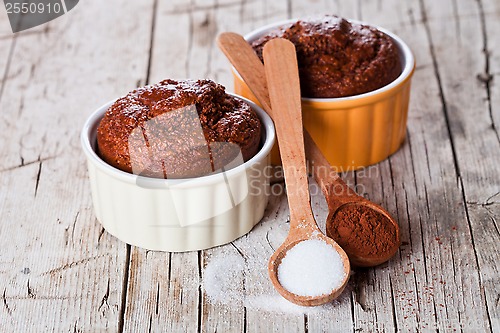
[327,204,399,264]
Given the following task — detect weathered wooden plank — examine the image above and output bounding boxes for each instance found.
[122,0,202,332]
[355,1,494,332]
[346,0,498,332]
[0,7,15,107]
[0,0,154,331]
[481,2,500,328]
[421,0,500,331]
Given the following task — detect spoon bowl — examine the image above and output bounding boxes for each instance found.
[268,222,350,306]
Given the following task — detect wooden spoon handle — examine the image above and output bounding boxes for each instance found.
[217,32,272,113]
[263,39,313,225]
[304,131,359,202]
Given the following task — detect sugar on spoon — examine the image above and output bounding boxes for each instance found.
[217,33,400,268]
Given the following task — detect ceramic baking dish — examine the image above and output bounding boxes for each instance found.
[234,18,415,171]
[81,95,275,252]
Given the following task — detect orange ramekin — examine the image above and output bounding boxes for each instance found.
[233,19,415,171]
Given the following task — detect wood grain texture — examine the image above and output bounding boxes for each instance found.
[0,0,154,331]
[0,0,498,332]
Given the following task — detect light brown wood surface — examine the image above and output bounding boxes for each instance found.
[0,0,498,332]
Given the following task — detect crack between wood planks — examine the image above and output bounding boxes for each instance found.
[34,160,42,197]
[480,284,494,333]
[167,252,172,284]
[2,288,11,316]
[243,306,247,333]
[406,131,421,198]
[405,187,424,330]
[70,212,80,246]
[230,241,246,259]
[388,276,398,332]
[388,158,399,221]
[40,254,106,276]
[145,0,158,86]
[265,228,275,251]
[418,0,462,178]
[444,231,457,329]
[118,244,131,333]
[97,227,106,245]
[148,313,153,333]
[98,278,110,315]
[421,130,433,183]
[349,292,356,332]
[458,174,493,332]
[197,250,203,333]
[419,184,436,326]
[400,184,411,266]
[371,271,380,326]
[475,0,499,145]
[185,0,194,78]
[0,155,58,174]
[27,279,35,298]
[203,0,218,79]
[0,37,17,106]
[155,281,160,315]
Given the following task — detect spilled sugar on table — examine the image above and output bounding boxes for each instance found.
[0,0,498,332]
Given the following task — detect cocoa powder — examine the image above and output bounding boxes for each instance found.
[329,204,398,260]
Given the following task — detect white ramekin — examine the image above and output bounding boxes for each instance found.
[81,95,275,252]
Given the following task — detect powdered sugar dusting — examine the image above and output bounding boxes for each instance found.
[203,252,245,305]
[202,180,350,314]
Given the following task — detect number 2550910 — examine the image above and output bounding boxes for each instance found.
[5,2,63,14]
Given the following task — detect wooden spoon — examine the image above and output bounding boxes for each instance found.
[262,38,350,306]
[305,131,401,266]
[217,32,400,267]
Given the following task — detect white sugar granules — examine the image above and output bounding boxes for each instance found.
[203,253,245,305]
[277,239,346,297]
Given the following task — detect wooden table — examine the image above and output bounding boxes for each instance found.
[0,0,498,331]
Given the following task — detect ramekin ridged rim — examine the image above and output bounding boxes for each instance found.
[240,17,416,105]
[81,94,276,189]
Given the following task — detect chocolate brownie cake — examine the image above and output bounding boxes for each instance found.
[97,79,262,178]
[251,15,402,98]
